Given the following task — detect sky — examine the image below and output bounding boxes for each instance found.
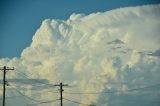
[0,0,160,58]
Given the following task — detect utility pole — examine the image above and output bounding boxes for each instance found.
[54,82,68,106]
[0,66,14,106]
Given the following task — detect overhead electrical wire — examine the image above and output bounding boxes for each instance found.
[63,98,92,106]
[15,71,47,84]
[27,99,60,106]
[0,82,58,100]
[0,89,58,100]
[10,79,55,91]
[15,71,56,88]
[64,83,160,95]
[7,84,41,102]
[1,68,159,106]
[0,84,60,106]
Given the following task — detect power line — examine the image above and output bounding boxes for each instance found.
[63,98,92,106]
[27,99,60,106]
[0,89,58,100]
[9,78,56,91]
[127,83,160,91]
[0,84,60,106]
[15,71,53,87]
[64,83,160,95]
[9,85,40,103]
[13,71,59,93]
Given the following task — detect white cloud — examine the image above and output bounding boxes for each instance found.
[0,4,160,106]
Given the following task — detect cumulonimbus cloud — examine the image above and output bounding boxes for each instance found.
[0,4,160,106]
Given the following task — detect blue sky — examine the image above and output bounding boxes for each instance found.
[0,0,160,58]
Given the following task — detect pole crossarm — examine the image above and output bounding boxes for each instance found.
[0,66,14,71]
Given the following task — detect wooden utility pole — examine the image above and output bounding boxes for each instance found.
[54,82,68,106]
[0,66,14,106]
